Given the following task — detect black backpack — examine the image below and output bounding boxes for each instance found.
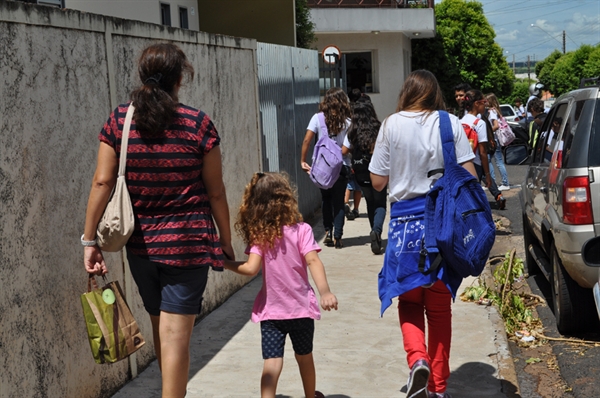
[351,146,372,186]
[419,111,496,278]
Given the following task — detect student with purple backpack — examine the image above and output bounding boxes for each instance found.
[301,88,352,249]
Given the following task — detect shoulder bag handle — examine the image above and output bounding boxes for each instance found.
[118,103,135,177]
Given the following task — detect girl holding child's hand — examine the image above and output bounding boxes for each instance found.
[224,172,337,398]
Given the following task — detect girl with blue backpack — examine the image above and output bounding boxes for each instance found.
[369,70,477,398]
[300,88,352,249]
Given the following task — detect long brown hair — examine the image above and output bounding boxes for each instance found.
[319,87,351,136]
[396,70,446,113]
[235,172,303,248]
[485,93,502,116]
[130,43,194,134]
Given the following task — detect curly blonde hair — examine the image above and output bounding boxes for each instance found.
[235,172,303,248]
[319,87,351,136]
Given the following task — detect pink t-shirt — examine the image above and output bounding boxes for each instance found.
[247,222,322,322]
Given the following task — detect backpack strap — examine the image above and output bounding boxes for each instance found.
[317,112,328,139]
[438,110,457,167]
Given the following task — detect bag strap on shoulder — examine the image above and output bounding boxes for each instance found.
[317,112,328,139]
[438,110,457,167]
[119,103,135,177]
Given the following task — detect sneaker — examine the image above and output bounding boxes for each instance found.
[428,392,452,398]
[406,359,430,398]
[324,230,334,247]
[370,230,382,255]
[352,209,360,218]
[345,203,356,220]
[496,194,506,210]
[498,184,510,191]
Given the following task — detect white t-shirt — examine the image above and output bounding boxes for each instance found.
[460,113,488,166]
[307,112,351,166]
[488,108,498,123]
[369,111,475,203]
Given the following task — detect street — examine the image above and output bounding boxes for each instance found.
[496,164,600,398]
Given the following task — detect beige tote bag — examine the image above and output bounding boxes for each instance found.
[96,104,135,252]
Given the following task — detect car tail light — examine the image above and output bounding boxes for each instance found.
[563,176,593,225]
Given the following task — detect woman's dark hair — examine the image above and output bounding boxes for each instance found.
[396,70,446,113]
[460,89,484,115]
[319,87,351,136]
[131,43,194,134]
[347,101,381,153]
[348,88,362,103]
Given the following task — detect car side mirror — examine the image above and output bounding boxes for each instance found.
[582,237,600,267]
[504,144,530,165]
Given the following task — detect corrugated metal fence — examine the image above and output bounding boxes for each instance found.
[256,42,322,217]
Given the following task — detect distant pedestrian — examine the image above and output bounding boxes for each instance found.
[453,82,471,115]
[485,93,510,190]
[370,70,476,398]
[460,90,506,210]
[342,100,387,254]
[514,97,525,118]
[82,43,234,398]
[224,172,338,398]
[301,87,352,248]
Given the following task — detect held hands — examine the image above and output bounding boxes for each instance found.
[320,292,338,311]
[84,246,108,276]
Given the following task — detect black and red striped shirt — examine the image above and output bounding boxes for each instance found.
[99,103,223,269]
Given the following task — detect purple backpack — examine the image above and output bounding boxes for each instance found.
[310,113,343,190]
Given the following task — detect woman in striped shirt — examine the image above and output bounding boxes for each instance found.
[83,43,234,397]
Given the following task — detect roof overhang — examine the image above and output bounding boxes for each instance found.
[310,8,435,38]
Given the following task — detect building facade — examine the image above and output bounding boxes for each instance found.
[308,0,436,118]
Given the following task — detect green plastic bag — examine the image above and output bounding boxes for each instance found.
[81,276,145,364]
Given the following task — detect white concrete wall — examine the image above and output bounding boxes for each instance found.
[0,2,260,396]
[66,0,200,31]
[316,32,412,119]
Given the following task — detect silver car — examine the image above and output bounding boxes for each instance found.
[506,80,600,334]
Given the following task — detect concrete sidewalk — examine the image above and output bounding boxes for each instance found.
[113,199,518,398]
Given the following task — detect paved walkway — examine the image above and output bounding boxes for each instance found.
[113,199,517,398]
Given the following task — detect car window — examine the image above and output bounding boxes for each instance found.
[588,100,600,167]
[561,99,595,168]
[533,104,568,164]
[500,106,515,117]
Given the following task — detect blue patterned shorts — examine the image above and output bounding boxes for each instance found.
[260,318,314,359]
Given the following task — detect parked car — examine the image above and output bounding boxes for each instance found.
[504,78,600,334]
[500,103,519,122]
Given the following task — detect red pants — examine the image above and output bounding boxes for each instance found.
[398,280,452,393]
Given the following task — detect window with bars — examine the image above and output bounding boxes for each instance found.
[179,7,188,29]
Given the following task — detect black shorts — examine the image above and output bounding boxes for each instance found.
[127,251,209,316]
[260,318,314,359]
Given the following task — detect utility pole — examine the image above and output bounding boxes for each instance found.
[527,55,531,82]
[562,30,566,54]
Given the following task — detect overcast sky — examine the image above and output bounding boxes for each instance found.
[434,0,600,63]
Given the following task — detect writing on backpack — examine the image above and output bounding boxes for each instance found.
[461,118,480,153]
[420,111,496,278]
[309,113,343,190]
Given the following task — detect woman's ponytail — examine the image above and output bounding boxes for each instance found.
[130,43,193,134]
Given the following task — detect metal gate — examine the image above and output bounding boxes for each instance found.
[319,53,347,96]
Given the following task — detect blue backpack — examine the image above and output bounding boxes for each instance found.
[419,111,496,278]
[310,113,343,190]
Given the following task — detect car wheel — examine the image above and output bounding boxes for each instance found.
[551,244,595,334]
[522,213,539,275]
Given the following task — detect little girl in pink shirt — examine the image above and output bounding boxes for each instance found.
[225,172,338,398]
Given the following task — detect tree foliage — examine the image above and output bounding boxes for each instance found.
[412,0,514,106]
[536,45,600,97]
[296,0,316,49]
[498,82,529,108]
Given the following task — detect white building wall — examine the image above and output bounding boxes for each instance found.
[316,32,412,119]
[66,0,200,30]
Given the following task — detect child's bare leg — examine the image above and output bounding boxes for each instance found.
[295,352,316,398]
[261,357,284,398]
